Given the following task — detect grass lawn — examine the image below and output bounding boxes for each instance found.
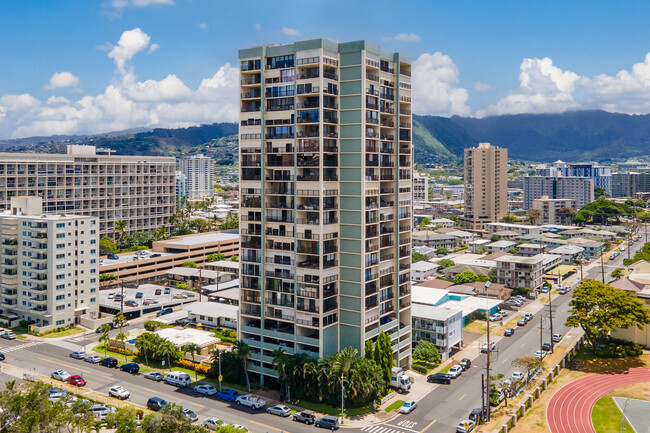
[384,399,405,413]
[592,396,634,433]
[40,326,84,338]
[437,365,451,374]
[289,399,374,417]
[11,325,28,334]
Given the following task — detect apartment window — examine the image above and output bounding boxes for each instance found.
[56,284,65,290]
[56,274,65,280]
[56,295,65,300]
[56,320,65,326]
[56,243,65,249]
[90,298,96,303]
[56,223,65,228]
[56,305,65,311]
[56,233,65,238]
[266,55,294,70]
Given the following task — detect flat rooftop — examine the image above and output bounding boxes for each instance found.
[158,232,239,247]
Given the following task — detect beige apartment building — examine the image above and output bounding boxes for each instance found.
[0,145,176,238]
[532,196,576,224]
[461,143,508,229]
[412,171,428,204]
[495,255,544,291]
[523,176,594,210]
[239,38,413,382]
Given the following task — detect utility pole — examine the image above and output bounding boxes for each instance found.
[540,311,544,357]
[198,266,202,303]
[481,373,486,423]
[600,249,605,283]
[341,374,345,424]
[120,279,124,313]
[548,287,554,353]
[218,350,222,392]
[484,281,492,422]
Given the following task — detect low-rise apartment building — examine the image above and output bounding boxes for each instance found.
[532,196,576,225]
[0,196,99,331]
[412,231,459,250]
[412,304,462,361]
[495,255,544,291]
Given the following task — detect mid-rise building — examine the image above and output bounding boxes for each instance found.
[0,196,99,332]
[611,172,650,198]
[562,163,611,196]
[495,255,544,291]
[532,195,576,224]
[0,145,176,238]
[522,176,594,210]
[238,39,413,382]
[178,155,214,199]
[411,304,462,361]
[460,143,508,229]
[412,171,429,204]
[175,170,188,202]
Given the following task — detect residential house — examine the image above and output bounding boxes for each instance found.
[411,261,440,281]
[486,240,516,253]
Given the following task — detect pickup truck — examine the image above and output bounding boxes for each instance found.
[235,394,266,410]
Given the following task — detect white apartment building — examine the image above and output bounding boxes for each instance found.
[179,155,214,199]
[523,176,594,210]
[0,197,99,332]
[532,196,576,224]
[413,171,429,204]
[175,170,188,201]
[495,255,544,291]
[0,145,176,238]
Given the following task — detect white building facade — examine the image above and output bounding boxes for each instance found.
[179,155,214,199]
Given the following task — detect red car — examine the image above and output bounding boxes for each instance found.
[67,375,86,387]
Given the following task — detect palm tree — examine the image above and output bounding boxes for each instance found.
[233,340,251,391]
[114,220,127,248]
[134,333,155,368]
[183,343,202,382]
[115,332,128,362]
[272,348,290,399]
[98,324,112,356]
[331,347,358,408]
[156,341,179,372]
[154,225,169,241]
[113,311,126,332]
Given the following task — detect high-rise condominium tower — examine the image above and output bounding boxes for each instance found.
[179,154,214,199]
[461,142,508,229]
[238,39,413,383]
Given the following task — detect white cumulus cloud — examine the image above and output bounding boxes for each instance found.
[412,52,470,116]
[197,22,208,30]
[108,28,151,73]
[281,27,300,36]
[385,33,420,43]
[43,72,81,90]
[254,24,261,32]
[474,81,495,92]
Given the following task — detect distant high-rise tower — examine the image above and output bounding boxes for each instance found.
[461,142,508,229]
[179,155,214,199]
[238,39,413,383]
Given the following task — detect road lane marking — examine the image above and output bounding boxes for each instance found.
[187,401,204,408]
[420,419,436,433]
[248,419,288,432]
[142,387,157,394]
[521,342,526,348]
[501,358,508,364]
[103,375,113,380]
[38,357,91,374]
[458,393,466,401]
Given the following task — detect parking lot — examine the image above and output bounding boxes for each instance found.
[98,285,198,318]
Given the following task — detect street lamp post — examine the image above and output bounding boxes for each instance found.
[484,280,492,422]
[341,374,345,425]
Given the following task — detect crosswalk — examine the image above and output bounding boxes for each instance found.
[1,341,42,353]
[361,425,411,433]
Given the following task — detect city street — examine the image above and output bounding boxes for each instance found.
[0,239,641,433]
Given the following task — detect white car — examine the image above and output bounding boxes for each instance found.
[400,400,417,414]
[489,313,503,322]
[534,350,547,359]
[448,365,463,378]
[194,385,217,396]
[511,371,525,381]
[203,417,223,430]
[108,293,115,299]
[51,370,71,382]
[84,355,102,364]
[481,342,496,353]
[266,405,291,417]
[552,333,563,342]
[456,419,476,433]
[108,386,130,400]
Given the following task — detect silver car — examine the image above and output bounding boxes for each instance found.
[266,405,291,417]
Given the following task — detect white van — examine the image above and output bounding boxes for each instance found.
[164,371,192,387]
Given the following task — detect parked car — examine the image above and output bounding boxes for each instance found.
[427,373,451,384]
[150,253,161,258]
[164,287,171,294]
[154,289,162,295]
[541,286,550,293]
[459,358,471,371]
[135,292,143,299]
[194,385,217,396]
[552,333,563,342]
[1,332,16,340]
[559,287,568,295]
[51,370,71,382]
[293,410,316,424]
[315,415,340,430]
[0,353,5,361]
[70,351,86,359]
[156,307,173,317]
[542,342,552,351]
[147,397,168,411]
[481,342,496,353]
[124,300,138,307]
[67,375,87,387]
[84,355,102,364]
[517,318,527,326]
[534,350,547,359]
[107,254,119,260]
[182,409,199,423]
[203,417,223,430]
[165,371,192,387]
[216,389,239,402]
[108,386,130,400]
[99,357,118,368]
[524,313,533,322]
[266,405,291,417]
[456,419,476,433]
[120,363,140,374]
[400,400,417,414]
[144,371,165,381]
[504,328,515,337]
[511,371,525,381]
[448,365,463,378]
[489,313,503,322]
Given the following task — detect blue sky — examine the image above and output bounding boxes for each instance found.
[1,0,650,138]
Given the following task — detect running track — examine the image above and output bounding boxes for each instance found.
[547,367,650,433]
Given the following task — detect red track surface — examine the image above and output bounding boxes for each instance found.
[547,367,650,433]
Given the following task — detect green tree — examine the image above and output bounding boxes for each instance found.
[181,260,197,268]
[233,340,252,391]
[412,340,441,365]
[229,255,239,262]
[99,237,117,256]
[183,343,202,381]
[272,348,291,398]
[364,340,374,361]
[418,217,431,228]
[114,220,127,248]
[135,332,158,368]
[412,252,429,263]
[207,253,226,262]
[503,214,519,223]
[611,268,623,279]
[154,225,170,241]
[526,208,541,225]
[566,279,650,349]
[115,332,128,361]
[374,332,393,384]
[436,247,449,256]
[453,270,479,284]
[595,185,606,198]
[490,234,500,242]
[99,324,112,356]
[511,356,545,384]
[437,258,455,270]
[156,340,181,371]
